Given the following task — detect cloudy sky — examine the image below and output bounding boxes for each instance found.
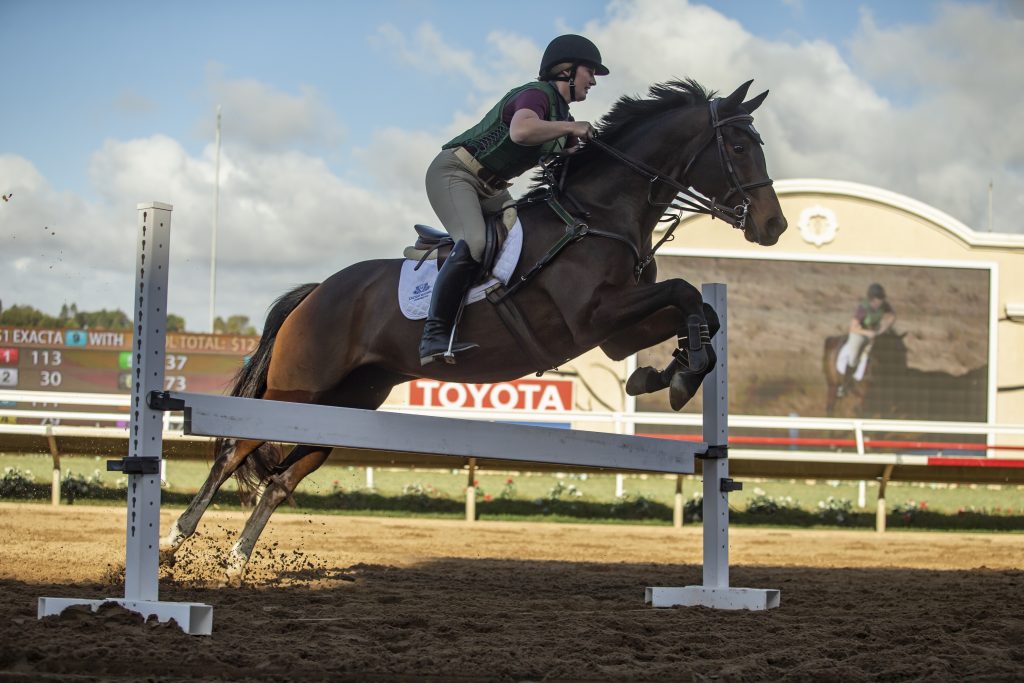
[1,0,1021,332]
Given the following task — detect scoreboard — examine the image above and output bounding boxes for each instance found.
[0,326,258,424]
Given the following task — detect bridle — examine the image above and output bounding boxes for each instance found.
[511,96,775,289]
[590,96,773,231]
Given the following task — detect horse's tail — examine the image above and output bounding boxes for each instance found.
[221,283,319,495]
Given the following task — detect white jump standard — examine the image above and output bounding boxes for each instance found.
[38,203,213,635]
[644,282,780,611]
[38,203,777,636]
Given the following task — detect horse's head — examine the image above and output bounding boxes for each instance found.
[527,79,787,247]
[682,80,787,246]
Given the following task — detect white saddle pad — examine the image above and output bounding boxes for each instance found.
[398,219,524,320]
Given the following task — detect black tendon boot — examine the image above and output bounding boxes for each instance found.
[626,303,720,408]
[419,240,481,365]
[667,303,720,410]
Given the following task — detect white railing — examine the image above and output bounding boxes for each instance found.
[0,391,182,433]
[2,389,1023,458]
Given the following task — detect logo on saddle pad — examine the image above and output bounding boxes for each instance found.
[397,220,524,320]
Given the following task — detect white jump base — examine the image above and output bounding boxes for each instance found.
[39,203,778,636]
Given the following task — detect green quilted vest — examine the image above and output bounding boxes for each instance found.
[443,81,570,180]
[861,299,886,329]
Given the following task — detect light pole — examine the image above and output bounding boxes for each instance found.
[209,105,222,333]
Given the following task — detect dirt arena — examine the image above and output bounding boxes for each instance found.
[1,503,1022,681]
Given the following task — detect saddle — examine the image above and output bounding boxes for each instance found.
[403,203,518,280]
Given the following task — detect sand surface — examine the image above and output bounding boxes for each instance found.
[1,502,1022,681]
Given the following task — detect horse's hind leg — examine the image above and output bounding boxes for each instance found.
[160,438,267,564]
[224,444,329,586]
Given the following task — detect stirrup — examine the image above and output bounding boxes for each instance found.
[420,342,479,366]
[419,327,479,366]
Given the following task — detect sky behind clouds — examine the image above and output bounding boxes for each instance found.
[1,0,1022,331]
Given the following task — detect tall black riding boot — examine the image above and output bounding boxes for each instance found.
[419,240,481,365]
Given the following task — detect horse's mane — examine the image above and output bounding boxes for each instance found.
[523,78,714,197]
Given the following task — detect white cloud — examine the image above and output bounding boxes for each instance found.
[0,154,128,322]
[202,63,347,152]
[371,23,491,91]
[350,127,440,209]
[843,4,1024,232]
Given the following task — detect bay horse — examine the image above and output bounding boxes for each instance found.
[161,79,788,584]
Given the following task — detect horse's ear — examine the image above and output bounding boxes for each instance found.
[720,80,753,112]
[741,89,768,113]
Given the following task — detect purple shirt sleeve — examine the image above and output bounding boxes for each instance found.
[501,87,576,148]
[502,88,551,123]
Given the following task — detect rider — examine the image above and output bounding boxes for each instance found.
[835,283,896,397]
[418,34,609,365]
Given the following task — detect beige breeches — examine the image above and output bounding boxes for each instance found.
[424,148,512,262]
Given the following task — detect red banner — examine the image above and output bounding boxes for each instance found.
[409,378,574,411]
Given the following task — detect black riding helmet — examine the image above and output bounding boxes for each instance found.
[539,34,610,78]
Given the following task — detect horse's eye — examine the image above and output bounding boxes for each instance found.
[732,144,745,154]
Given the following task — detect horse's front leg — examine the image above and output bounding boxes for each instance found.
[160,437,268,565]
[224,444,330,587]
[604,303,720,410]
[594,280,720,411]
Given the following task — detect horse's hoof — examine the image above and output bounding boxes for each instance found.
[626,366,666,396]
[669,372,696,411]
[159,523,186,566]
[224,548,248,587]
[222,570,245,589]
[669,345,716,410]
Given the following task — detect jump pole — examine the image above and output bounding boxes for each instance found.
[38,203,213,635]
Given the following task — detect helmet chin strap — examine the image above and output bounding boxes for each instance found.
[551,63,581,102]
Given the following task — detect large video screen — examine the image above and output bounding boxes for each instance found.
[635,256,991,422]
